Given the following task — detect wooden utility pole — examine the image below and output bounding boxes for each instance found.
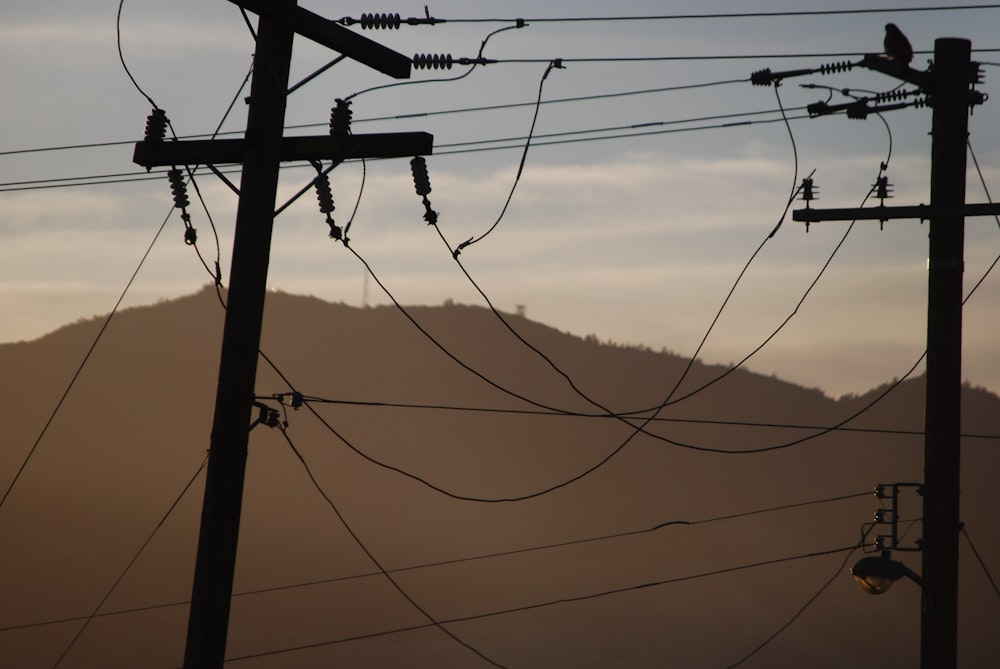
[133,3,430,666]
[921,37,970,669]
[792,37,992,669]
[180,4,294,666]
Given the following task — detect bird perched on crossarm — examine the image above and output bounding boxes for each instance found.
[884,23,913,65]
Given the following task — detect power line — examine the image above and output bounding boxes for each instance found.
[273,394,1000,441]
[278,425,505,668]
[0,111,811,193]
[725,525,872,667]
[0,207,174,512]
[50,456,207,668]
[0,487,872,634]
[222,543,865,664]
[962,525,1000,601]
[0,79,775,158]
[421,6,1000,23]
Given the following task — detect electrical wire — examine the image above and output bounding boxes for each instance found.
[968,138,1000,230]
[1,489,872,634]
[116,0,158,109]
[723,524,874,668]
[277,425,505,668]
[0,208,174,512]
[0,113,813,193]
[962,525,1000,601]
[422,5,1000,23]
[344,23,526,102]
[50,457,207,668]
[452,59,562,255]
[400,81,802,486]
[222,542,866,664]
[288,394,1000,440]
[0,79,771,159]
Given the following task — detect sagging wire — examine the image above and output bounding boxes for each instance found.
[405,80,804,462]
[277,424,507,668]
[452,58,565,257]
[606,86,891,417]
[116,0,158,109]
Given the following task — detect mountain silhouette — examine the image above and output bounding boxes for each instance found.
[1,286,997,667]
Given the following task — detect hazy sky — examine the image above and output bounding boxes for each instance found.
[3,0,1000,397]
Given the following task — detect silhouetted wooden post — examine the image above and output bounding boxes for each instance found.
[182,3,294,667]
[921,37,970,669]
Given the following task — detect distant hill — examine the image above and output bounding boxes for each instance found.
[1,286,998,668]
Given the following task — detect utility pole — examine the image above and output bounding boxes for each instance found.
[921,37,970,669]
[789,37,994,669]
[133,3,431,666]
[181,4,293,666]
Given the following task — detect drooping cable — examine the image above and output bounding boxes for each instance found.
[277,425,506,668]
[116,0,158,109]
[452,59,563,256]
[417,82,801,465]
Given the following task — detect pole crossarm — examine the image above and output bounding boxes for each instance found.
[806,98,920,120]
[133,132,434,168]
[793,202,1000,223]
[860,54,932,89]
[228,0,412,79]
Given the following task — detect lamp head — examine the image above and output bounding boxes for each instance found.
[851,552,920,594]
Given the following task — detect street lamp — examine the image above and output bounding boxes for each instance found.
[851,550,923,594]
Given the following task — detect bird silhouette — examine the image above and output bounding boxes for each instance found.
[884,23,913,64]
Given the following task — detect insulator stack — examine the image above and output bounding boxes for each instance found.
[314,174,335,215]
[168,169,190,209]
[874,176,893,201]
[750,68,774,87]
[800,177,818,203]
[313,172,342,240]
[875,89,912,104]
[360,12,401,29]
[144,108,169,142]
[819,61,854,75]
[329,98,353,136]
[410,157,431,196]
[410,156,437,224]
[412,53,454,70]
[846,101,870,120]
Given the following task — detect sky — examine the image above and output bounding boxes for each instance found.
[2,0,1000,398]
